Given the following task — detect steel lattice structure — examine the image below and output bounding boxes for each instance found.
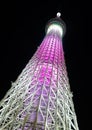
[0,13,79,130]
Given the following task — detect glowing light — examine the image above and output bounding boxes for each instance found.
[47,24,63,37]
[56,12,61,17]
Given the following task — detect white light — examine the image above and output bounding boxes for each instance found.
[47,24,63,37]
[56,12,61,17]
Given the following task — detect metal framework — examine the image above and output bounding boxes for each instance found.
[0,14,79,130]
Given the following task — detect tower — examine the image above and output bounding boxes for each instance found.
[0,13,79,130]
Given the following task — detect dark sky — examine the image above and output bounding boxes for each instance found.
[0,0,88,130]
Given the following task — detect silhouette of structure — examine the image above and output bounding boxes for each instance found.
[0,13,79,130]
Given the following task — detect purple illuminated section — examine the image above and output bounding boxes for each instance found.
[35,34,64,65]
[30,33,65,88]
[18,33,67,129]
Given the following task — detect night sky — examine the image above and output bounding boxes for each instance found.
[0,1,87,130]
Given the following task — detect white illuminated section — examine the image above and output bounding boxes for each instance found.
[47,24,63,37]
[57,12,61,17]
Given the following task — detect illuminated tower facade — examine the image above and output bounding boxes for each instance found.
[0,13,79,130]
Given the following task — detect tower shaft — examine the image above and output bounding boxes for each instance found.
[0,16,79,130]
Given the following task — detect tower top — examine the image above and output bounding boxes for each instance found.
[45,12,66,37]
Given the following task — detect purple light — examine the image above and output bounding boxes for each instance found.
[19,33,65,127]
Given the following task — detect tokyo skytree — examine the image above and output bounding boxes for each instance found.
[0,12,79,130]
